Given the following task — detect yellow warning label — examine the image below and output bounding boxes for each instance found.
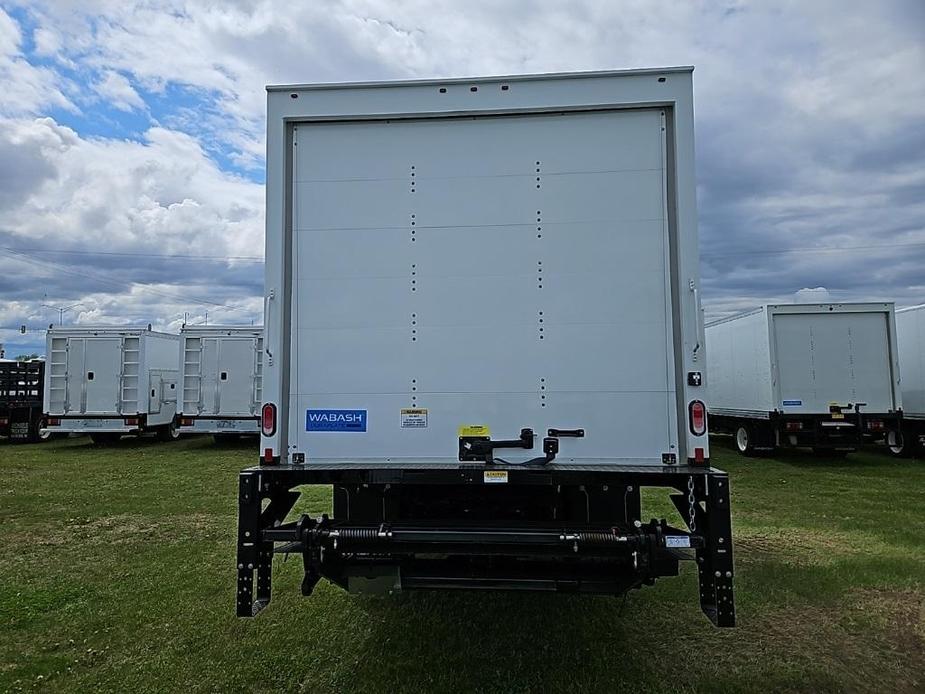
[458,424,490,437]
[483,470,509,484]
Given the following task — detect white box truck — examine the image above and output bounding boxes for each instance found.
[177,325,263,440]
[706,303,902,456]
[893,304,925,456]
[43,326,180,443]
[237,68,734,626]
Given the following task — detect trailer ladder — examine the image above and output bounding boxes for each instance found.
[182,337,203,414]
[119,337,140,414]
[47,338,69,413]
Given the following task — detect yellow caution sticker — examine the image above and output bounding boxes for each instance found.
[483,470,509,484]
[458,424,490,437]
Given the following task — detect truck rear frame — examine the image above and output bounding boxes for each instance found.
[237,463,734,626]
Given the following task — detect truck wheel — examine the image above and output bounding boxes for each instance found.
[887,430,909,458]
[91,433,121,445]
[735,426,757,456]
[156,422,180,441]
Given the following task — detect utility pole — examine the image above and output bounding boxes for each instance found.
[41,302,85,326]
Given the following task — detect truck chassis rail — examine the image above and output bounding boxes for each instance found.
[236,463,735,627]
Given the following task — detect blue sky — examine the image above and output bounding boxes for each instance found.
[0,0,923,358]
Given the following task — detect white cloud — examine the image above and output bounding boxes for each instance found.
[0,7,76,116]
[92,70,145,111]
[794,287,832,304]
[0,116,264,349]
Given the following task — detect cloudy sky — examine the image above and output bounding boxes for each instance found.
[1,0,923,357]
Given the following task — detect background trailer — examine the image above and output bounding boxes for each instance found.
[177,325,263,439]
[0,359,46,443]
[43,326,180,443]
[706,303,902,456]
[240,67,734,627]
[893,304,925,456]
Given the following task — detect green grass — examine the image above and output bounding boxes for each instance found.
[0,436,923,693]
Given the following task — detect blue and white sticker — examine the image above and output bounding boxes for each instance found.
[665,536,691,549]
[306,409,367,432]
[782,399,803,407]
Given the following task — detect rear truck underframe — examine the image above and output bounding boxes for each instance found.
[712,409,902,451]
[236,464,735,627]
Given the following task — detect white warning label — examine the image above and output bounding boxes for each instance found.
[400,408,428,429]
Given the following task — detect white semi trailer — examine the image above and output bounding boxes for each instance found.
[706,303,902,456]
[177,325,263,440]
[237,68,734,626]
[43,326,180,443]
[893,304,925,456]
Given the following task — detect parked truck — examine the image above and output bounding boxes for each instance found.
[43,326,180,443]
[237,67,734,627]
[706,303,902,456]
[177,325,263,440]
[892,304,925,456]
[0,359,47,443]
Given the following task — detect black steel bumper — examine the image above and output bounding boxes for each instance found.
[236,463,735,627]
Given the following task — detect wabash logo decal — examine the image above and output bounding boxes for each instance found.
[306,409,367,432]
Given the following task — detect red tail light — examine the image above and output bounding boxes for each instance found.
[124,417,139,426]
[867,420,884,431]
[0,417,8,426]
[261,403,277,436]
[785,421,803,432]
[688,400,706,436]
[694,447,705,464]
[181,418,194,427]
[264,447,274,463]
[47,417,60,426]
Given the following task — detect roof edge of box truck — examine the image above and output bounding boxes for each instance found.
[266,66,695,92]
[240,68,734,627]
[46,325,179,340]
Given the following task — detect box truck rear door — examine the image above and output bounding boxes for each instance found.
[217,339,256,415]
[290,109,676,463]
[84,338,121,414]
[774,312,895,413]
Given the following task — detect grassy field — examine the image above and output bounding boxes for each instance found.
[0,436,922,693]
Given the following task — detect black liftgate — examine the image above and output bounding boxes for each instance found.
[236,463,735,627]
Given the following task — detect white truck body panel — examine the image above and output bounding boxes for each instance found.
[896,304,925,420]
[263,68,708,465]
[178,325,263,433]
[706,303,902,417]
[44,327,179,430]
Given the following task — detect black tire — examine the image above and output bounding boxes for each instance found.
[734,425,757,456]
[90,433,121,445]
[156,421,180,442]
[887,430,910,458]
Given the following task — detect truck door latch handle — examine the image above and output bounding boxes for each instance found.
[547,428,584,438]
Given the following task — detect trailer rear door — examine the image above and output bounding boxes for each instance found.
[289,109,677,462]
[772,311,895,413]
[217,339,258,415]
[83,338,121,414]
